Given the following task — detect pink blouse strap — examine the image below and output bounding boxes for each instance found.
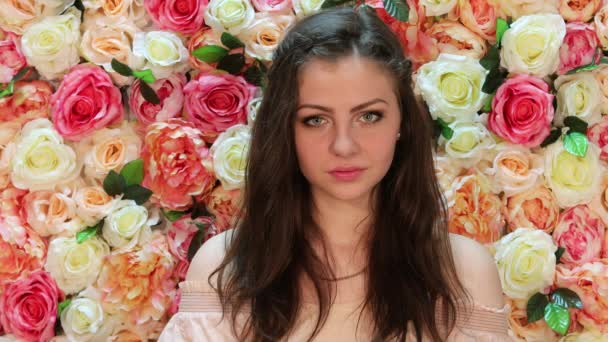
[178,281,226,313]
[436,299,510,335]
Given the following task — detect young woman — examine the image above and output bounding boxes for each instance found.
[159,6,509,341]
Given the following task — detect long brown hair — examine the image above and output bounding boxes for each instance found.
[211,6,469,341]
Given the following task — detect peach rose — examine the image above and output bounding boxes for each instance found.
[96,233,177,324]
[553,205,605,265]
[592,65,608,114]
[21,190,84,237]
[559,0,601,22]
[0,236,44,295]
[558,22,601,75]
[507,298,560,342]
[503,185,560,234]
[0,0,74,34]
[167,215,215,279]
[453,0,500,43]
[494,0,558,19]
[483,144,544,195]
[203,184,242,233]
[0,80,53,125]
[0,122,21,189]
[83,0,149,29]
[588,116,608,161]
[73,186,118,226]
[446,172,504,244]
[595,4,608,49]
[427,21,487,60]
[555,260,608,332]
[129,74,186,130]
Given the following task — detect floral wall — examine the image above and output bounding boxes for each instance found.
[0,0,607,341]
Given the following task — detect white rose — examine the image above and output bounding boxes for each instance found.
[420,0,457,16]
[544,138,603,208]
[554,73,603,126]
[415,53,488,123]
[494,228,557,300]
[292,0,323,17]
[204,0,255,34]
[483,143,543,196]
[210,124,251,190]
[0,0,74,35]
[20,13,81,80]
[500,14,566,77]
[60,289,116,342]
[439,120,495,167]
[238,12,294,61]
[45,236,110,294]
[102,200,156,250]
[10,118,81,191]
[132,31,189,79]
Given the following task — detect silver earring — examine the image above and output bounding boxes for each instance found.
[397,133,401,140]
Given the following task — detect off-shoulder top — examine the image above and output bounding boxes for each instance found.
[158,281,512,341]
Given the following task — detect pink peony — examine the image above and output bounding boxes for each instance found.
[203,185,242,233]
[129,74,186,130]
[558,22,601,75]
[0,29,26,83]
[51,64,123,141]
[555,260,608,333]
[144,0,208,35]
[184,72,255,143]
[0,80,53,125]
[588,115,608,162]
[142,119,216,210]
[487,74,554,147]
[0,236,44,295]
[0,271,64,342]
[167,215,215,280]
[251,0,292,12]
[553,205,605,265]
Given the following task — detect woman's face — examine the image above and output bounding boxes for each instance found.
[294,55,402,204]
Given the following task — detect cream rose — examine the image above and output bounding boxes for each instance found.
[420,0,457,15]
[204,0,255,34]
[0,0,74,34]
[0,122,21,189]
[209,124,251,190]
[10,118,81,191]
[73,186,118,226]
[60,288,116,342]
[544,139,602,208]
[483,143,543,196]
[494,227,557,300]
[415,53,488,123]
[20,13,81,80]
[102,200,157,250]
[45,236,110,294]
[22,190,85,237]
[500,14,566,77]
[439,120,495,167]
[554,72,602,126]
[292,0,324,18]
[238,13,294,61]
[83,0,149,29]
[493,0,558,19]
[132,31,189,79]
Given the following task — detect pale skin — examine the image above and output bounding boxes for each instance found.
[188,54,505,311]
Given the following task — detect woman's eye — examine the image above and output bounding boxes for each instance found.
[360,111,382,123]
[304,116,326,127]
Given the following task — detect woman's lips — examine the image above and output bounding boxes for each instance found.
[328,168,366,181]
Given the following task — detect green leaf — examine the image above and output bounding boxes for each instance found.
[111,58,133,77]
[435,118,454,140]
[163,210,185,222]
[563,131,588,157]
[555,247,566,263]
[195,222,207,231]
[193,45,229,63]
[120,159,144,187]
[482,66,507,94]
[544,303,571,336]
[483,93,495,112]
[540,128,561,148]
[382,0,409,22]
[12,67,31,82]
[527,293,549,323]
[132,69,156,84]
[76,222,101,244]
[217,53,245,75]
[566,63,600,75]
[123,184,152,205]
[187,229,205,262]
[139,80,160,105]
[563,116,588,135]
[552,288,583,310]
[496,18,509,47]
[480,44,500,71]
[103,170,126,196]
[601,56,608,64]
[244,65,264,87]
[220,32,245,49]
[57,299,72,317]
[0,81,14,99]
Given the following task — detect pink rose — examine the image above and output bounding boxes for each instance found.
[558,22,601,75]
[553,205,605,265]
[129,74,186,130]
[0,80,53,125]
[588,116,608,161]
[202,184,242,233]
[0,29,26,83]
[555,260,608,332]
[51,64,123,141]
[0,271,63,342]
[167,215,216,279]
[251,0,292,12]
[142,119,216,210]
[454,0,501,43]
[488,74,554,147]
[144,0,208,35]
[184,72,255,143]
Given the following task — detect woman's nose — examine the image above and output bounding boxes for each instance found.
[329,125,360,157]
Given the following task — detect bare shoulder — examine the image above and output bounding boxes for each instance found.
[185,229,236,291]
[448,233,505,309]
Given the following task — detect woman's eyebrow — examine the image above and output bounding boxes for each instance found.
[296,98,388,113]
